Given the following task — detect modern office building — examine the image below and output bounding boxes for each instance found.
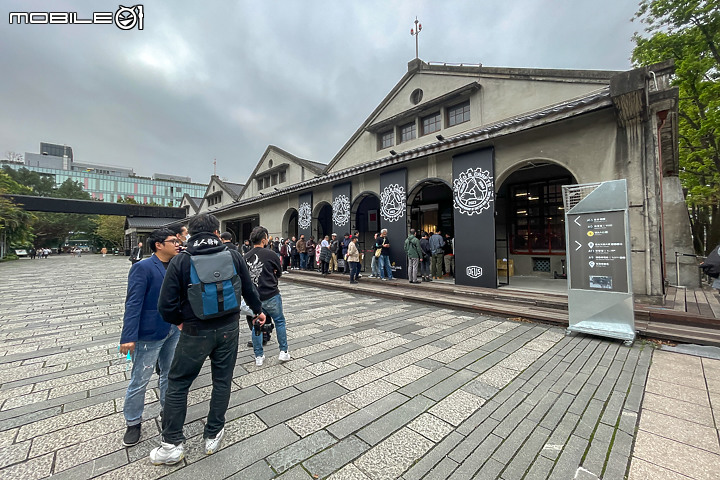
[3,142,206,206]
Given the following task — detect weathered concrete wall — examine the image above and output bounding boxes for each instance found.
[663,175,700,287]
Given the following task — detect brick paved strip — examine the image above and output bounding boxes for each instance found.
[302,435,370,479]
[356,394,434,446]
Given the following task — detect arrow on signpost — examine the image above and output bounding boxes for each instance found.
[574,217,581,226]
[575,241,582,251]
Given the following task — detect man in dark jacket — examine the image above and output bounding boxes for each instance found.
[419,232,432,282]
[120,229,181,447]
[220,232,237,250]
[244,226,291,367]
[130,242,143,264]
[151,214,265,465]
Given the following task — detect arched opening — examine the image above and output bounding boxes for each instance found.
[313,202,333,241]
[495,161,578,289]
[352,191,381,272]
[408,179,453,237]
[282,208,298,240]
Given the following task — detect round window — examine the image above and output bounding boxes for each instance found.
[410,88,423,105]
[268,159,273,168]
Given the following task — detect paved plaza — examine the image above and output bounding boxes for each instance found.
[0,255,717,479]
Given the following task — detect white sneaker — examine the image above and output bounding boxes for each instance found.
[278,351,291,362]
[205,428,225,455]
[150,441,184,465]
[255,355,265,366]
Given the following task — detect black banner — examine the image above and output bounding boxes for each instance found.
[452,148,496,288]
[379,169,408,278]
[298,192,312,240]
[332,183,352,236]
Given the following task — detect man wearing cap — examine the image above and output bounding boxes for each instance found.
[329,233,339,273]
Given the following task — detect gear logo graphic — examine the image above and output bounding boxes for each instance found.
[453,168,494,216]
[332,194,350,226]
[380,184,406,222]
[298,202,312,229]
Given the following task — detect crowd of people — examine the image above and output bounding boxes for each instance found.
[119,216,455,464]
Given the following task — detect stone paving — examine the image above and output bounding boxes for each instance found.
[0,255,655,479]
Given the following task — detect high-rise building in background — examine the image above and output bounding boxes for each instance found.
[3,142,206,206]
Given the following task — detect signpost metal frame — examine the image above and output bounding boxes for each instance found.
[563,180,635,345]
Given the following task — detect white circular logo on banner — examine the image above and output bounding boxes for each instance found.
[298,202,312,229]
[380,184,406,222]
[332,194,350,226]
[453,167,494,216]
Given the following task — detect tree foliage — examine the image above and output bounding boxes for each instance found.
[632,0,720,254]
[0,172,35,247]
[94,215,125,249]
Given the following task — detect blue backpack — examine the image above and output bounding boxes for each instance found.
[187,250,242,320]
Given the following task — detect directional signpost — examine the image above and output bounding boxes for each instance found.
[562,180,635,345]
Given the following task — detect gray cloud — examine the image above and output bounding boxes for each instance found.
[0,0,640,184]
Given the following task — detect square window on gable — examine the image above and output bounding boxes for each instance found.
[447,100,470,127]
[399,122,416,143]
[378,130,394,150]
[421,112,441,135]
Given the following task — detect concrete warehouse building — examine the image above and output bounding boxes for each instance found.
[197,58,691,303]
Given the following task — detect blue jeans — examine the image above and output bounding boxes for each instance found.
[349,261,360,282]
[124,326,180,426]
[378,255,393,279]
[371,255,380,276]
[251,294,288,357]
[162,321,239,444]
[300,252,308,269]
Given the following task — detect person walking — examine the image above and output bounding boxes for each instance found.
[347,235,361,284]
[119,228,181,447]
[151,214,265,464]
[244,226,291,367]
[404,229,422,284]
[429,231,445,279]
[420,231,432,282]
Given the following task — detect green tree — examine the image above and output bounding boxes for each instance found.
[2,166,55,196]
[0,171,35,249]
[632,0,720,254]
[94,215,125,249]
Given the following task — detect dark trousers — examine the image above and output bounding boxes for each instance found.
[291,254,300,269]
[161,321,239,445]
[321,260,329,274]
[349,261,360,282]
[282,256,290,271]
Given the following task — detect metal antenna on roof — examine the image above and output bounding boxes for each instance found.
[411,17,422,59]
[213,159,217,176]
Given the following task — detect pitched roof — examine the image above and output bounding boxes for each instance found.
[210,176,244,200]
[211,86,613,215]
[236,145,326,199]
[324,59,619,172]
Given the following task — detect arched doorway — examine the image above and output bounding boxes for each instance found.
[496,161,578,287]
[282,208,298,240]
[313,202,333,241]
[352,192,381,272]
[408,179,453,237]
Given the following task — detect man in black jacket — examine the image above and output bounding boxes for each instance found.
[244,225,291,367]
[150,214,265,465]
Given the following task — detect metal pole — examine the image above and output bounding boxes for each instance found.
[676,251,680,287]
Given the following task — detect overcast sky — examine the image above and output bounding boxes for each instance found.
[0,0,642,185]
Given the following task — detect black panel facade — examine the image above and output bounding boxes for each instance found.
[379,169,408,278]
[298,192,313,240]
[332,183,352,236]
[452,148,497,288]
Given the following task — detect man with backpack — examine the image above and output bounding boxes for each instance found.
[151,214,265,465]
[244,226,291,367]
